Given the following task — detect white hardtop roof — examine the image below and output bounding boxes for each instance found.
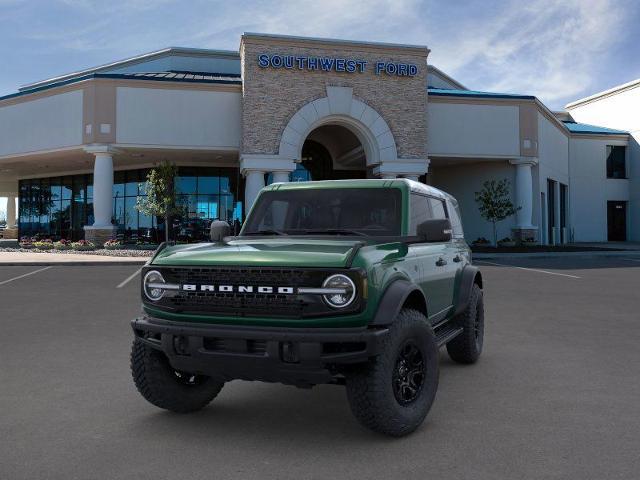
[269,178,450,200]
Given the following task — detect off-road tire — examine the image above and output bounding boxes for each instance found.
[446,283,484,364]
[131,339,224,413]
[345,309,439,437]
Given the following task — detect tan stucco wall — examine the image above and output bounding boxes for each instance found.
[240,35,429,160]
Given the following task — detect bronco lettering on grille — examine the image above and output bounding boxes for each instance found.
[182,284,295,294]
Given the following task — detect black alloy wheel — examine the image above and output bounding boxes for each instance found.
[392,341,425,405]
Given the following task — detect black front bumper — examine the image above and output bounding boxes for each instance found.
[131,316,389,387]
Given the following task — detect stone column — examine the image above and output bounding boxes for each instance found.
[244,170,266,213]
[6,195,16,228]
[2,195,18,240]
[83,145,118,245]
[240,154,295,213]
[373,158,429,180]
[510,157,538,242]
[271,171,290,184]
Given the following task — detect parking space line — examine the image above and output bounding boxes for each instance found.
[117,268,141,289]
[475,260,581,279]
[0,266,52,286]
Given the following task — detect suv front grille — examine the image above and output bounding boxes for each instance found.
[148,267,362,319]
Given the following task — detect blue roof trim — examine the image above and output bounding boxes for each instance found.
[562,121,628,135]
[428,87,535,100]
[0,72,242,102]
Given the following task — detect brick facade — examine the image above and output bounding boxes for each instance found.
[240,35,429,161]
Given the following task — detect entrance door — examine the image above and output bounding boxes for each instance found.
[300,124,367,181]
[607,201,627,241]
[547,179,556,244]
[540,192,547,244]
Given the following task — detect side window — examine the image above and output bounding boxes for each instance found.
[409,194,432,235]
[446,198,464,238]
[428,197,447,220]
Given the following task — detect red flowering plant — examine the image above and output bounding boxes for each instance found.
[103,239,123,250]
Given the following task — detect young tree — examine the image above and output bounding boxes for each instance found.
[474,179,519,246]
[136,161,182,243]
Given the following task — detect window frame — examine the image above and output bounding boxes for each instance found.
[606,145,627,179]
[408,191,451,241]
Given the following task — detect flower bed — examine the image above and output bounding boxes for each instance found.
[54,239,73,250]
[71,240,96,251]
[0,246,155,257]
[104,239,123,250]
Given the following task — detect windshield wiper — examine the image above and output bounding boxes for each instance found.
[300,228,367,237]
[245,229,288,236]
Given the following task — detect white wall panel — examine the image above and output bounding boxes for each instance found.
[0,90,83,156]
[569,87,639,241]
[427,102,520,157]
[569,137,629,241]
[116,87,242,148]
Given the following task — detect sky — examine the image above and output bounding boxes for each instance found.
[1,0,640,214]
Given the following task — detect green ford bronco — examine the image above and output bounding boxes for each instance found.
[131,179,484,436]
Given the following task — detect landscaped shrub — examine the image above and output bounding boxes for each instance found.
[104,239,123,250]
[71,240,96,251]
[19,236,34,249]
[33,239,54,250]
[54,239,73,250]
[497,237,516,247]
[472,237,490,246]
[136,242,160,250]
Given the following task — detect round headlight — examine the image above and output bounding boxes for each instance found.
[143,270,166,302]
[322,274,356,309]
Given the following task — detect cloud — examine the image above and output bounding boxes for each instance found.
[1,0,637,109]
[426,0,630,108]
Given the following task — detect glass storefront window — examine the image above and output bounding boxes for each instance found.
[18,166,243,242]
[198,176,219,195]
[175,175,197,195]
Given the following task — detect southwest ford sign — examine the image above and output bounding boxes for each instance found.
[257,54,418,77]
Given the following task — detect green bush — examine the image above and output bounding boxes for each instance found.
[71,240,96,251]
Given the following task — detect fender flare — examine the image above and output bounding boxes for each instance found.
[453,265,483,317]
[370,279,427,326]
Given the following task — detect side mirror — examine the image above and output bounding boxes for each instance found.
[417,219,452,242]
[209,220,231,242]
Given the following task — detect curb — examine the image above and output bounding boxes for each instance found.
[0,261,148,266]
[473,251,640,260]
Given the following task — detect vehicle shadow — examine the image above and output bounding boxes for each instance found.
[126,355,464,446]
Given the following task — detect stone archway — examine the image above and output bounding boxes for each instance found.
[240,85,429,209]
[278,86,398,168]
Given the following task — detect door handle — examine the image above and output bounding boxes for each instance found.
[453,255,462,263]
[436,257,447,267]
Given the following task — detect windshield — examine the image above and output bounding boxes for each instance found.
[242,188,402,236]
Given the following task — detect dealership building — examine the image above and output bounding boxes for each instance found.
[0,33,637,244]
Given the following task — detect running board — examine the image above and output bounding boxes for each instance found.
[435,326,463,347]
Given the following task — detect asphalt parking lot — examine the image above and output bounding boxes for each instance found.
[1,257,640,479]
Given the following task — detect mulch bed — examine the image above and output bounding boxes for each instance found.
[0,247,154,257]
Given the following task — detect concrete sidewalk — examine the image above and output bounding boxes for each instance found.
[0,251,149,266]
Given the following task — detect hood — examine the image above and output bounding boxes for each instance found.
[151,238,365,268]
